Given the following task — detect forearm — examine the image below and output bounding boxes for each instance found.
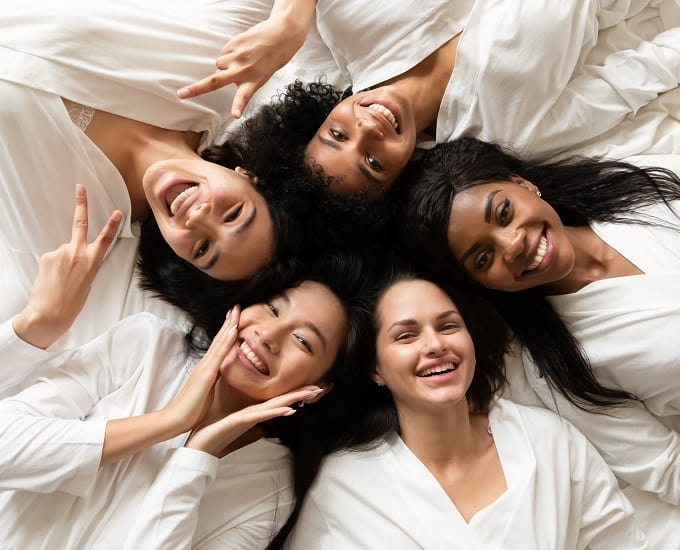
[102,409,186,468]
[269,0,317,38]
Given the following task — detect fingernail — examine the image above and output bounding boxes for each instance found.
[75,184,85,196]
[177,88,189,99]
[232,108,241,119]
[283,409,296,417]
[226,306,234,320]
[112,211,122,222]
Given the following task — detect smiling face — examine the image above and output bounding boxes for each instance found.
[374,279,476,412]
[304,86,417,198]
[143,159,274,281]
[221,281,347,402]
[446,180,576,292]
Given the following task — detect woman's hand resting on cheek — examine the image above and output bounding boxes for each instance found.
[185,385,327,458]
[12,184,122,349]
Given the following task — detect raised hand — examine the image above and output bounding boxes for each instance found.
[185,385,327,457]
[12,185,122,349]
[164,307,241,433]
[177,1,314,117]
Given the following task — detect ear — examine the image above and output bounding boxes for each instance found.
[510,174,539,195]
[235,166,261,185]
[371,368,385,387]
[305,383,333,404]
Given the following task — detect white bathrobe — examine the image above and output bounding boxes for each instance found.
[290,399,647,549]
[0,313,293,548]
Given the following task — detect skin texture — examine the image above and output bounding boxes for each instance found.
[374,279,476,413]
[305,87,418,197]
[447,179,576,292]
[143,160,274,280]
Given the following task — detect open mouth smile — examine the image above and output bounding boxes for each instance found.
[417,362,458,377]
[239,340,270,376]
[165,183,199,216]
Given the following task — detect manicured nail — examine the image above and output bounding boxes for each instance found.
[112,211,122,222]
[75,184,86,197]
[177,88,189,99]
[283,409,296,417]
[226,306,234,320]
[232,108,241,119]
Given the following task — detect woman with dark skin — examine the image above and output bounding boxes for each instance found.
[402,137,680,507]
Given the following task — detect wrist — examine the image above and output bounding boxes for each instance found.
[12,309,59,350]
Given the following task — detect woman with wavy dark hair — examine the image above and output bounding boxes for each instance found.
[0,209,379,547]
[403,137,680,508]
[285,275,647,549]
[183,0,680,198]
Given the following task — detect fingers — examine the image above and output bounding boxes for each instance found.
[71,184,89,244]
[204,305,241,366]
[91,210,122,263]
[177,70,232,100]
[231,82,258,119]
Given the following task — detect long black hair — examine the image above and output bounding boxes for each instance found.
[403,137,680,408]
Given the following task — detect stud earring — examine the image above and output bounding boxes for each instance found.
[374,379,384,387]
[536,190,542,198]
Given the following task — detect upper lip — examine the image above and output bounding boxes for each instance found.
[171,183,202,221]
[520,229,546,275]
[241,337,270,376]
[415,356,460,376]
[359,100,400,135]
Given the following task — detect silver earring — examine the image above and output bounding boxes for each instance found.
[536,190,542,198]
[375,379,384,387]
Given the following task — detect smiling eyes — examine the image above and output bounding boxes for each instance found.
[192,204,245,260]
[471,197,513,271]
[394,322,461,342]
[264,301,314,354]
[328,129,383,173]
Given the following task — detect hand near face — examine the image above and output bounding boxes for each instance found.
[185,385,326,457]
[165,307,241,433]
[12,185,122,349]
[177,10,310,117]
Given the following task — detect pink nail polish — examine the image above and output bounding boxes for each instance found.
[283,409,296,417]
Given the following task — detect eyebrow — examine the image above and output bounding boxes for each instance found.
[319,135,341,150]
[458,190,500,267]
[387,310,459,331]
[279,291,327,350]
[201,207,257,271]
[484,190,500,223]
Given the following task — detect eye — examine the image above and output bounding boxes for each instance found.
[330,129,346,141]
[497,198,511,226]
[224,204,243,223]
[294,333,313,354]
[395,332,415,342]
[195,241,209,259]
[266,302,279,317]
[440,322,460,333]
[366,154,382,171]
[473,250,491,271]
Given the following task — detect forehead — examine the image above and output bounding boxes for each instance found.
[379,280,455,322]
[287,280,347,337]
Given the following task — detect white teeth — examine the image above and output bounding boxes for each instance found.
[169,185,198,215]
[240,341,268,375]
[368,103,398,131]
[418,363,456,377]
[526,235,548,271]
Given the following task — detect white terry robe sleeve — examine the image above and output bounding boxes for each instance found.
[123,447,218,549]
[565,418,648,549]
[0,317,152,496]
[524,356,680,505]
[443,0,680,159]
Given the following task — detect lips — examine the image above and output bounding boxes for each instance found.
[361,99,401,134]
[239,339,270,376]
[164,181,199,216]
[417,361,459,378]
[522,230,552,275]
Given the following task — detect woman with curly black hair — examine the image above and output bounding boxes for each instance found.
[183,0,680,198]
[403,137,680,510]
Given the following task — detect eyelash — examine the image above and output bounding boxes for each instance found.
[498,198,511,225]
[366,154,382,171]
[224,204,243,223]
[195,241,209,259]
[330,129,345,141]
[267,303,279,317]
[294,334,312,353]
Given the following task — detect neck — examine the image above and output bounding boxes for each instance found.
[397,398,479,466]
[85,110,201,220]
[381,33,461,134]
[541,226,608,295]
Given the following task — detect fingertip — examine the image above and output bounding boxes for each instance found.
[177,87,190,99]
[282,408,296,417]
[75,184,86,198]
[232,108,242,119]
[111,210,123,223]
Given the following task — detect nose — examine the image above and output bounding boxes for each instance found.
[500,227,526,264]
[355,114,384,140]
[184,201,210,229]
[422,327,447,357]
[255,322,283,355]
